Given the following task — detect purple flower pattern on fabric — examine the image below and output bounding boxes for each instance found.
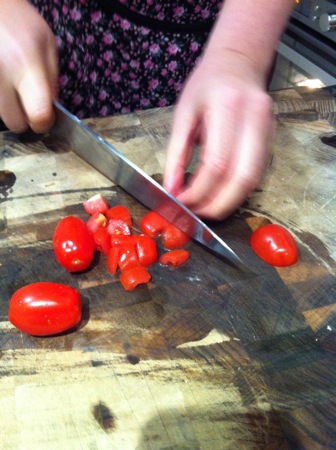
[29,0,223,118]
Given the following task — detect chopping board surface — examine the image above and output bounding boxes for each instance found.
[0,86,336,449]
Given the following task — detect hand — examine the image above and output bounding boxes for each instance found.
[0,0,58,133]
[163,51,274,220]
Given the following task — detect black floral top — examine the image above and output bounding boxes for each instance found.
[29,0,223,118]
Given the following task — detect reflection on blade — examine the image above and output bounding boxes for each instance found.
[50,101,242,266]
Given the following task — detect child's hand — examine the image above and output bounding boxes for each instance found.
[0,0,58,133]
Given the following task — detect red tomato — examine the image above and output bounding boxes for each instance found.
[134,235,158,267]
[250,224,298,267]
[93,227,111,254]
[84,194,109,215]
[119,266,151,291]
[140,211,190,249]
[140,211,168,238]
[106,205,132,228]
[159,249,190,267]
[107,219,131,236]
[107,246,120,275]
[53,216,95,272]
[162,224,190,250]
[118,243,140,272]
[8,282,82,336]
[87,212,107,234]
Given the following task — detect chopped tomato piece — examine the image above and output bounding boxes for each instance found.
[107,218,131,236]
[162,224,190,250]
[159,249,190,267]
[139,211,168,238]
[84,194,109,215]
[140,210,190,249]
[111,234,135,247]
[119,266,151,291]
[93,227,111,254]
[106,205,132,228]
[87,212,107,234]
[134,235,158,267]
[118,243,140,272]
[107,246,120,275]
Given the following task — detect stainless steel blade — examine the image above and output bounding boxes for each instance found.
[50,101,242,266]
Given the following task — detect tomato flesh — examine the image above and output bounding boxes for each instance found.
[159,249,190,267]
[84,194,109,215]
[8,282,82,336]
[53,216,95,272]
[119,266,151,291]
[106,205,132,228]
[250,224,298,267]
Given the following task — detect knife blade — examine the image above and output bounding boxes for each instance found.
[50,101,242,266]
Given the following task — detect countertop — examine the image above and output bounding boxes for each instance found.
[0,86,336,449]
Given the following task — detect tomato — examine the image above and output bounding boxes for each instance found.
[140,211,190,249]
[161,224,190,250]
[119,266,151,291]
[118,243,140,272]
[140,211,168,238]
[53,216,95,272]
[8,282,82,336]
[250,224,298,267]
[106,205,132,228]
[93,227,111,254]
[87,212,107,234]
[107,246,120,275]
[134,235,158,267]
[107,218,131,236]
[159,249,190,267]
[84,194,109,215]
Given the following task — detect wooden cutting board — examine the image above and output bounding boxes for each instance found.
[0,86,335,449]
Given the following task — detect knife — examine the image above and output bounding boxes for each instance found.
[50,101,242,266]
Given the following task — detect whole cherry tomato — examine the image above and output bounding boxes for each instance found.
[250,224,298,267]
[8,282,82,336]
[53,216,95,272]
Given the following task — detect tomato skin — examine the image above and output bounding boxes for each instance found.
[53,216,95,272]
[159,249,190,267]
[140,211,168,238]
[93,227,111,254]
[134,235,158,267]
[8,282,82,336]
[83,194,109,215]
[140,211,190,249]
[106,205,132,228]
[107,246,120,275]
[119,266,151,291]
[250,224,298,267]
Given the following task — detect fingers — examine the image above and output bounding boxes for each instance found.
[163,102,200,197]
[0,2,58,134]
[165,82,273,221]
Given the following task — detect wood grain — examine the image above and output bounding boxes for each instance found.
[0,86,336,449]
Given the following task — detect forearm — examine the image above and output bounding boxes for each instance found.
[204,0,295,82]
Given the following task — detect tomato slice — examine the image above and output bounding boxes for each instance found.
[107,218,131,236]
[139,211,168,238]
[8,282,82,336]
[119,266,151,291]
[134,235,158,267]
[162,224,190,250]
[53,216,95,272]
[107,245,120,275]
[140,210,190,249]
[106,205,132,228]
[84,194,109,215]
[159,249,190,267]
[93,227,111,254]
[87,212,107,234]
[250,224,298,267]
